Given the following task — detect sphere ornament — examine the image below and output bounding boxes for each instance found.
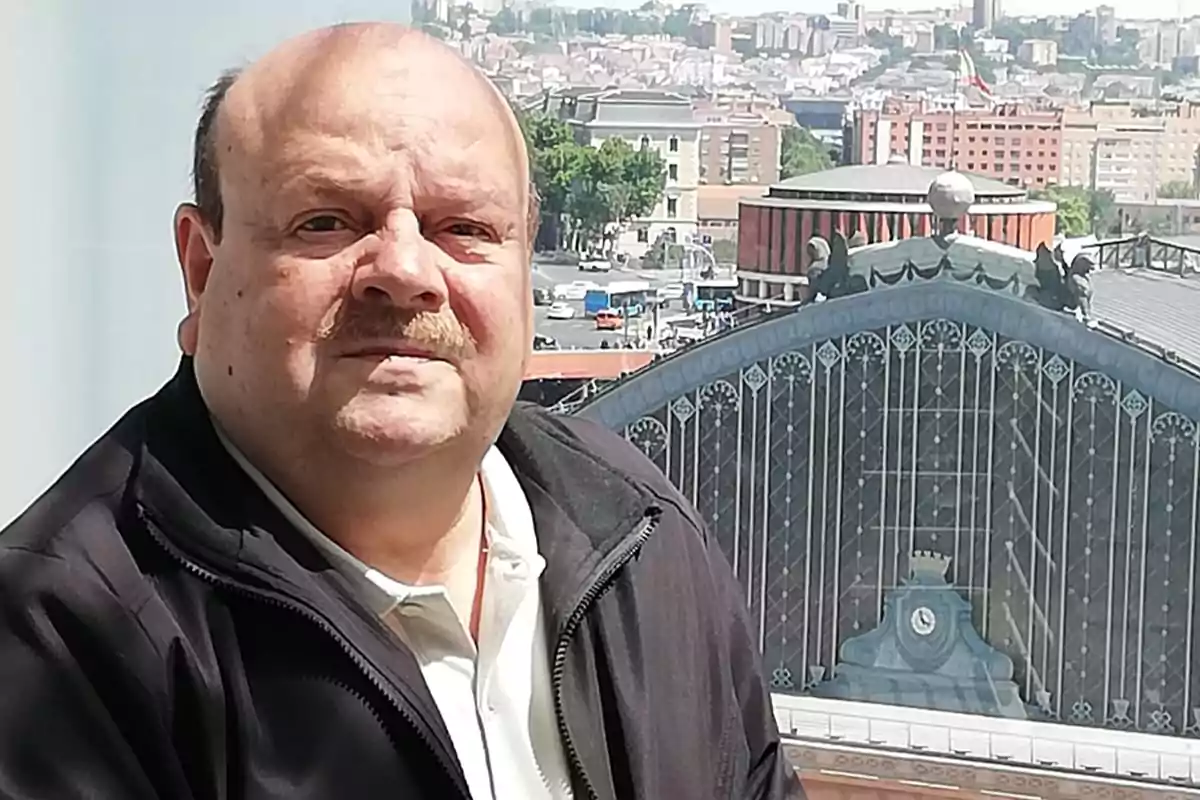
[927,171,976,221]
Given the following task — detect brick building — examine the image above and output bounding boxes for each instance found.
[735,162,1056,306]
[848,101,1064,190]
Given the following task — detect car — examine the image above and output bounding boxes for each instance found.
[532,333,559,350]
[579,258,613,273]
[532,287,552,306]
[546,302,577,320]
[553,281,597,301]
[595,309,623,330]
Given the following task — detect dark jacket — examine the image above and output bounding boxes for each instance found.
[0,360,800,800]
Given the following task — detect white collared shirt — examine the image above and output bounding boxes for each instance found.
[217,431,574,800]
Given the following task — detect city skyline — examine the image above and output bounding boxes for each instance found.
[599,0,1189,22]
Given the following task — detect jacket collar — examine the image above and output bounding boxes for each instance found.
[133,358,657,621]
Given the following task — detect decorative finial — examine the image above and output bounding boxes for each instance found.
[927,171,975,237]
[909,550,952,579]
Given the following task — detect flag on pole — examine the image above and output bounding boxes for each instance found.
[957,48,993,100]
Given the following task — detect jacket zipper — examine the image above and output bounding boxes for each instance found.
[551,511,660,800]
[137,507,467,798]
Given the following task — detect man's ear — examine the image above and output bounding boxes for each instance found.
[174,203,215,355]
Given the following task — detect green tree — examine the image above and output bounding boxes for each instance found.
[568,138,666,249]
[518,111,583,250]
[517,111,666,252]
[1089,188,1117,235]
[1159,180,1197,199]
[527,7,555,36]
[780,126,834,179]
[662,7,693,38]
[488,7,520,34]
[1030,185,1092,236]
[866,28,914,62]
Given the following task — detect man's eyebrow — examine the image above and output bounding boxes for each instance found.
[276,168,386,198]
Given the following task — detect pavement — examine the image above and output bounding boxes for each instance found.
[531,258,700,349]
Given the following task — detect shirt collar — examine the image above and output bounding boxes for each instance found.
[212,422,542,615]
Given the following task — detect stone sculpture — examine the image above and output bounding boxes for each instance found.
[806,232,867,301]
[1030,243,1095,321]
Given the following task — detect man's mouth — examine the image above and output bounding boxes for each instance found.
[341,343,441,361]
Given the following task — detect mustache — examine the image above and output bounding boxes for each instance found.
[321,304,477,362]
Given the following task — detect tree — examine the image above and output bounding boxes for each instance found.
[568,138,666,249]
[517,111,666,252]
[1159,180,1197,199]
[488,7,520,34]
[662,7,693,39]
[1030,185,1092,237]
[518,111,582,250]
[933,23,960,51]
[780,126,834,180]
[1088,188,1117,235]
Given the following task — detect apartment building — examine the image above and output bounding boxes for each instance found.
[1016,39,1058,67]
[697,117,784,185]
[693,17,734,54]
[849,101,1063,189]
[547,88,701,258]
[1061,101,1200,203]
[693,96,790,186]
[972,0,1000,31]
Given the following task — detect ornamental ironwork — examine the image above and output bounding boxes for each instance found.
[592,317,1200,738]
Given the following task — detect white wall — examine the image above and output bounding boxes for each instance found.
[0,1,410,525]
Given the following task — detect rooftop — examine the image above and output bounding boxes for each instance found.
[771,162,1027,200]
[525,349,658,381]
[1091,267,1200,367]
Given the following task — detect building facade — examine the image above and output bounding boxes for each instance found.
[545,88,702,258]
[1062,101,1200,204]
[972,0,1000,31]
[849,101,1064,191]
[1017,38,1059,67]
[784,97,850,160]
[734,162,1056,306]
[577,187,1200,793]
[697,185,770,249]
[698,115,784,186]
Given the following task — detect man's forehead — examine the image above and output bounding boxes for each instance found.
[219,41,525,200]
[257,128,522,207]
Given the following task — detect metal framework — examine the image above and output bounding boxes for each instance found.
[577,280,1200,740]
[1092,235,1200,275]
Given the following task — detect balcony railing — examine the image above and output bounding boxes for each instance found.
[774,695,1200,786]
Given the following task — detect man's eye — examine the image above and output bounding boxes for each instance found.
[444,221,489,238]
[298,215,349,233]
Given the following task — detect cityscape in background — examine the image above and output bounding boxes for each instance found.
[414,0,1200,264]
[409,1,1200,796]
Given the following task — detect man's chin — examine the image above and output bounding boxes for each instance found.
[328,398,467,466]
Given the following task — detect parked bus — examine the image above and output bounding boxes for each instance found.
[686,278,737,313]
[583,280,652,318]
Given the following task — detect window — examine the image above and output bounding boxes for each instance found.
[669,136,679,152]
[667,198,678,218]
[637,228,649,243]
[668,164,678,181]
[640,135,651,149]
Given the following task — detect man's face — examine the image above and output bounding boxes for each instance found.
[177,46,533,468]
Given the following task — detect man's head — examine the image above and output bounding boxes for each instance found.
[174,24,536,476]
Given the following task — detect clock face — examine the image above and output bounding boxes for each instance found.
[911,606,937,636]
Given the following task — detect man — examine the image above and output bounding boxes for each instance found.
[0,23,799,800]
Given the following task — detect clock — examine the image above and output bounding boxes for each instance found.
[910,606,937,636]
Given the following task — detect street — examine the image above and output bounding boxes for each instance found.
[531,258,701,349]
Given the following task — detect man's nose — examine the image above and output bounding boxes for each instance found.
[350,217,446,312]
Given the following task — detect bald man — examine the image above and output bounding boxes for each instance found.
[0,24,799,800]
